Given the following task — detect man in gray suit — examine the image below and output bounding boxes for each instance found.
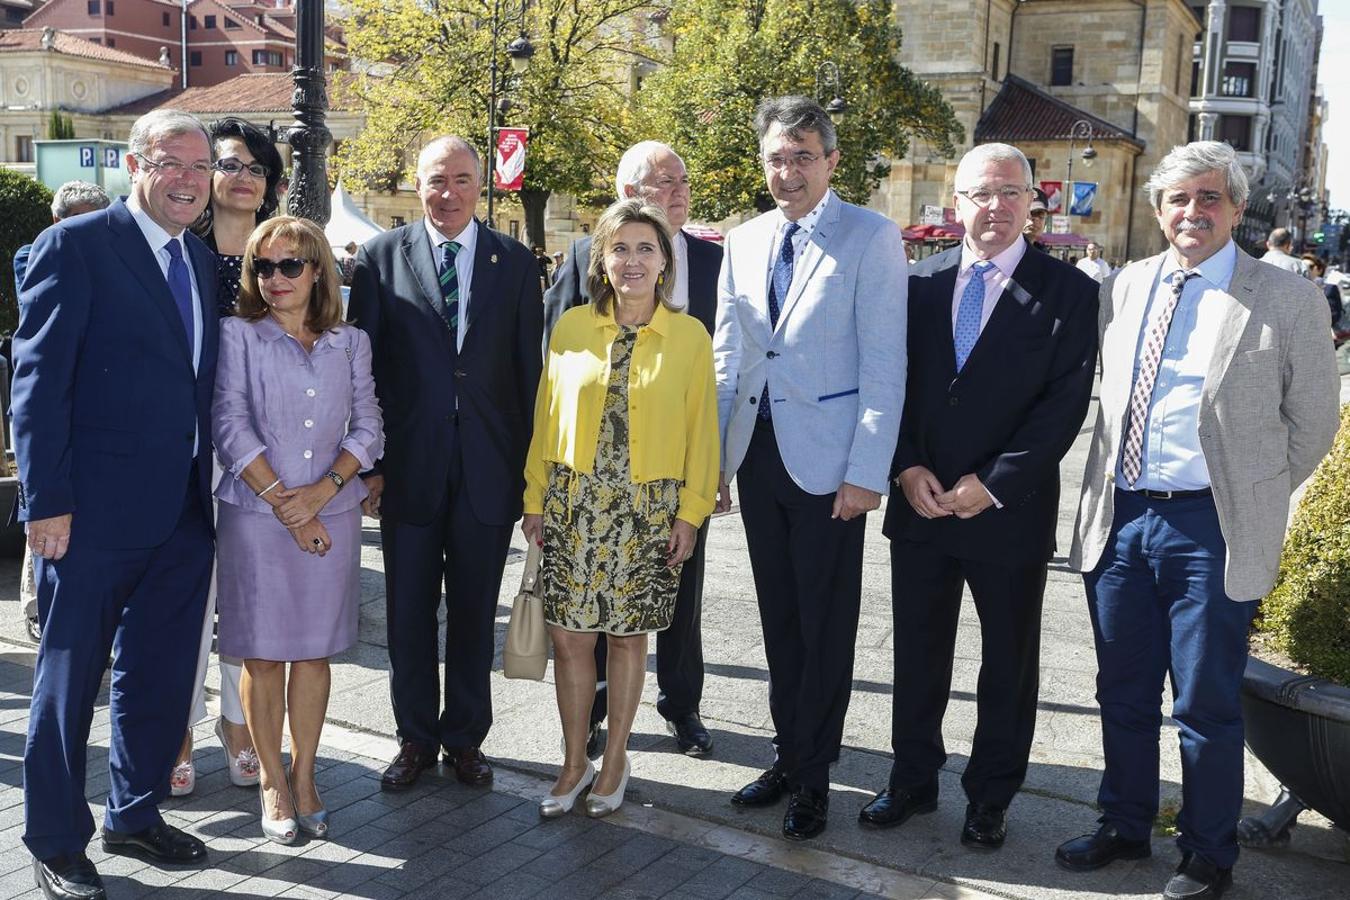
[1056,141,1338,900]
[713,96,906,841]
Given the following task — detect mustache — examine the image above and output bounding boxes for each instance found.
[1176,218,1213,233]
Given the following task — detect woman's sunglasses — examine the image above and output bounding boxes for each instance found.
[253,257,311,279]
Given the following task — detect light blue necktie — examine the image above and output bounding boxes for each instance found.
[954,260,994,372]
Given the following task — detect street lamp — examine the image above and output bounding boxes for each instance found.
[286,0,331,226]
[1064,119,1096,218]
[485,0,534,228]
[815,61,847,124]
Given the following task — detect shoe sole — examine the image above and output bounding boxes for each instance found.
[1054,845,1151,872]
[960,834,1005,851]
[782,825,827,842]
[858,798,938,830]
[100,840,206,866]
[33,859,107,900]
[730,790,786,808]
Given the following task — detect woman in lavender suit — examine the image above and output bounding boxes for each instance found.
[212,216,383,844]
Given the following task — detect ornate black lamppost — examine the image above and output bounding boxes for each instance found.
[815,61,847,124]
[1064,119,1096,218]
[485,0,534,228]
[286,0,331,226]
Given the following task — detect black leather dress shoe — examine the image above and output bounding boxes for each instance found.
[380,741,438,791]
[102,822,206,864]
[666,713,714,756]
[730,766,788,807]
[1163,853,1232,899]
[1055,822,1151,871]
[960,802,1007,849]
[33,854,105,900]
[858,785,938,829]
[443,746,493,786]
[782,787,829,841]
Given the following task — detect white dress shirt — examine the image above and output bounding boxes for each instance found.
[768,190,831,300]
[951,236,1027,335]
[1076,256,1112,283]
[670,230,689,311]
[424,217,478,353]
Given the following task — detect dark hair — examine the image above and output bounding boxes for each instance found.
[753,95,838,154]
[193,117,285,238]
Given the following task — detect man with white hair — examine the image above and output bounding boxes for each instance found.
[1058,141,1338,899]
[543,140,723,758]
[15,110,219,899]
[858,142,1098,850]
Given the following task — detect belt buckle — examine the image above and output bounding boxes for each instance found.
[1152,489,1174,500]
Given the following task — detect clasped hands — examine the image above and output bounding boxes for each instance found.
[271,480,337,556]
[898,467,993,520]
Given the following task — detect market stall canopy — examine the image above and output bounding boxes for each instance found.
[325,181,385,252]
[683,223,724,243]
[902,223,964,241]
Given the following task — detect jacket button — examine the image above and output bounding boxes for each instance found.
[766,350,778,359]
[749,396,757,405]
[949,396,959,407]
[185,433,193,441]
[454,369,466,378]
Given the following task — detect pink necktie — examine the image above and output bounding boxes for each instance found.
[1120,269,1195,486]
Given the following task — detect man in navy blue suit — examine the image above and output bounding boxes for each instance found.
[13,109,219,900]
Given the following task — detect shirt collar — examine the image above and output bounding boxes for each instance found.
[425,217,477,255]
[776,189,832,237]
[126,195,184,258]
[254,313,338,345]
[959,235,1027,278]
[1162,238,1237,289]
[588,299,673,336]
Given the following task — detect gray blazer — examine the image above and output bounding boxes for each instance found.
[1069,247,1340,601]
[713,192,907,495]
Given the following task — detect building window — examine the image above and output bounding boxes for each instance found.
[16,135,33,163]
[225,17,240,29]
[88,36,101,44]
[1050,47,1074,86]
[204,14,215,28]
[390,216,406,228]
[991,42,1001,80]
[162,11,169,26]
[1190,60,1201,96]
[1175,36,1187,94]
[86,0,99,13]
[1188,114,1197,143]
[190,50,202,67]
[107,0,114,14]
[106,37,114,46]
[1218,114,1252,151]
[253,49,284,67]
[225,50,238,66]
[1228,6,1261,43]
[189,15,197,29]
[1221,62,1256,97]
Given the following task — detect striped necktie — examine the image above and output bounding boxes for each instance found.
[1120,269,1196,485]
[438,240,462,335]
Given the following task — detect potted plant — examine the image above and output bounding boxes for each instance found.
[1239,404,1350,847]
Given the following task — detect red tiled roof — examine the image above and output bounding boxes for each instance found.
[110,72,357,116]
[974,75,1144,150]
[0,27,174,69]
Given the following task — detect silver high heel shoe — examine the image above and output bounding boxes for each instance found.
[584,755,630,818]
[258,783,298,845]
[289,772,329,838]
[540,760,595,819]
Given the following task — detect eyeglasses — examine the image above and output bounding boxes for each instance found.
[762,152,822,171]
[215,158,270,179]
[135,153,213,178]
[253,257,311,279]
[956,185,1032,206]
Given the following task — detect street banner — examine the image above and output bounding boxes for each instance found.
[1051,215,1071,235]
[494,127,529,191]
[920,204,943,226]
[1039,180,1063,213]
[1070,181,1097,216]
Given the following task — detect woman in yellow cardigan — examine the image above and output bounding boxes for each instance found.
[522,199,719,818]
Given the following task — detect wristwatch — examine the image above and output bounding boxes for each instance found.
[325,469,345,489]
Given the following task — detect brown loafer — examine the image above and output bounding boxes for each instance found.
[380,741,438,792]
[443,746,493,786]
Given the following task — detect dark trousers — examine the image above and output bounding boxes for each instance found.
[1086,489,1256,869]
[737,420,865,792]
[888,539,1048,808]
[24,473,212,860]
[382,442,513,752]
[590,520,707,726]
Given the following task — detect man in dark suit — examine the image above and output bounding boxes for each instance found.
[542,142,723,761]
[349,135,543,791]
[14,109,220,900]
[543,140,721,758]
[859,143,1098,849]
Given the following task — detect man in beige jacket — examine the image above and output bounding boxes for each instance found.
[1056,141,1338,900]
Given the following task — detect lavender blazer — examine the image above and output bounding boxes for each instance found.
[212,316,384,513]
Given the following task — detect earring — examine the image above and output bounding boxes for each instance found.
[657,271,665,286]
[602,274,609,285]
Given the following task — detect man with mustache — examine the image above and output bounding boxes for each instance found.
[1057,141,1338,900]
[859,143,1098,849]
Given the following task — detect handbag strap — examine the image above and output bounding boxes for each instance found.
[518,542,543,596]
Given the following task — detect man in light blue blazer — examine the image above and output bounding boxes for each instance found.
[713,95,907,841]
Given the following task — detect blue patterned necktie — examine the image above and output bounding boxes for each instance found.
[953,260,994,372]
[438,240,462,335]
[163,238,194,345]
[758,222,801,422]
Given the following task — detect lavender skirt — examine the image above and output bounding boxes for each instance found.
[215,502,361,661]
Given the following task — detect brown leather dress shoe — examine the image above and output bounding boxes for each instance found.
[380,741,438,792]
[444,746,493,786]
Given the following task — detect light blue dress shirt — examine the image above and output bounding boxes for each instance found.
[1116,239,1238,491]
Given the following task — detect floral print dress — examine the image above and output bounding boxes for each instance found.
[541,326,682,635]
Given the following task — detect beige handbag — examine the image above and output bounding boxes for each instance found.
[503,543,549,679]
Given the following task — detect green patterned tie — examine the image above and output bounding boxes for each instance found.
[438,240,461,334]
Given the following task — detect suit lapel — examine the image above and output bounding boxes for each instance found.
[958,242,1043,377]
[921,251,961,376]
[400,223,450,336]
[109,201,193,363]
[186,234,218,378]
[463,222,501,351]
[1203,249,1257,403]
[774,193,839,335]
[1104,252,1167,427]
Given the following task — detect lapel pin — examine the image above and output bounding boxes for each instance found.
[491,253,498,264]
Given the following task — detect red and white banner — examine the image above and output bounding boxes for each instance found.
[494,127,529,191]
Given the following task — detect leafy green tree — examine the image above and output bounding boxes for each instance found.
[636,0,962,219]
[0,170,54,333]
[46,110,75,140]
[335,0,655,247]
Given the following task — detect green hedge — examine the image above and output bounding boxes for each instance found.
[0,168,55,335]
[1258,402,1350,685]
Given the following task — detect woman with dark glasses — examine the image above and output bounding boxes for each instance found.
[212,216,383,842]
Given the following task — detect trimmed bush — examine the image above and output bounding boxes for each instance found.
[1257,402,1350,685]
[0,169,55,334]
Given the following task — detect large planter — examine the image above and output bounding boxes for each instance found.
[1238,655,1350,846]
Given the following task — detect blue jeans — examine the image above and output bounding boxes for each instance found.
[1084,489,1257,869]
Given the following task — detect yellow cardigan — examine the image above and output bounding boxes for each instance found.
[524,302,720,527]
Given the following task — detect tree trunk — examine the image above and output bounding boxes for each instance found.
[520,188,550,252]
